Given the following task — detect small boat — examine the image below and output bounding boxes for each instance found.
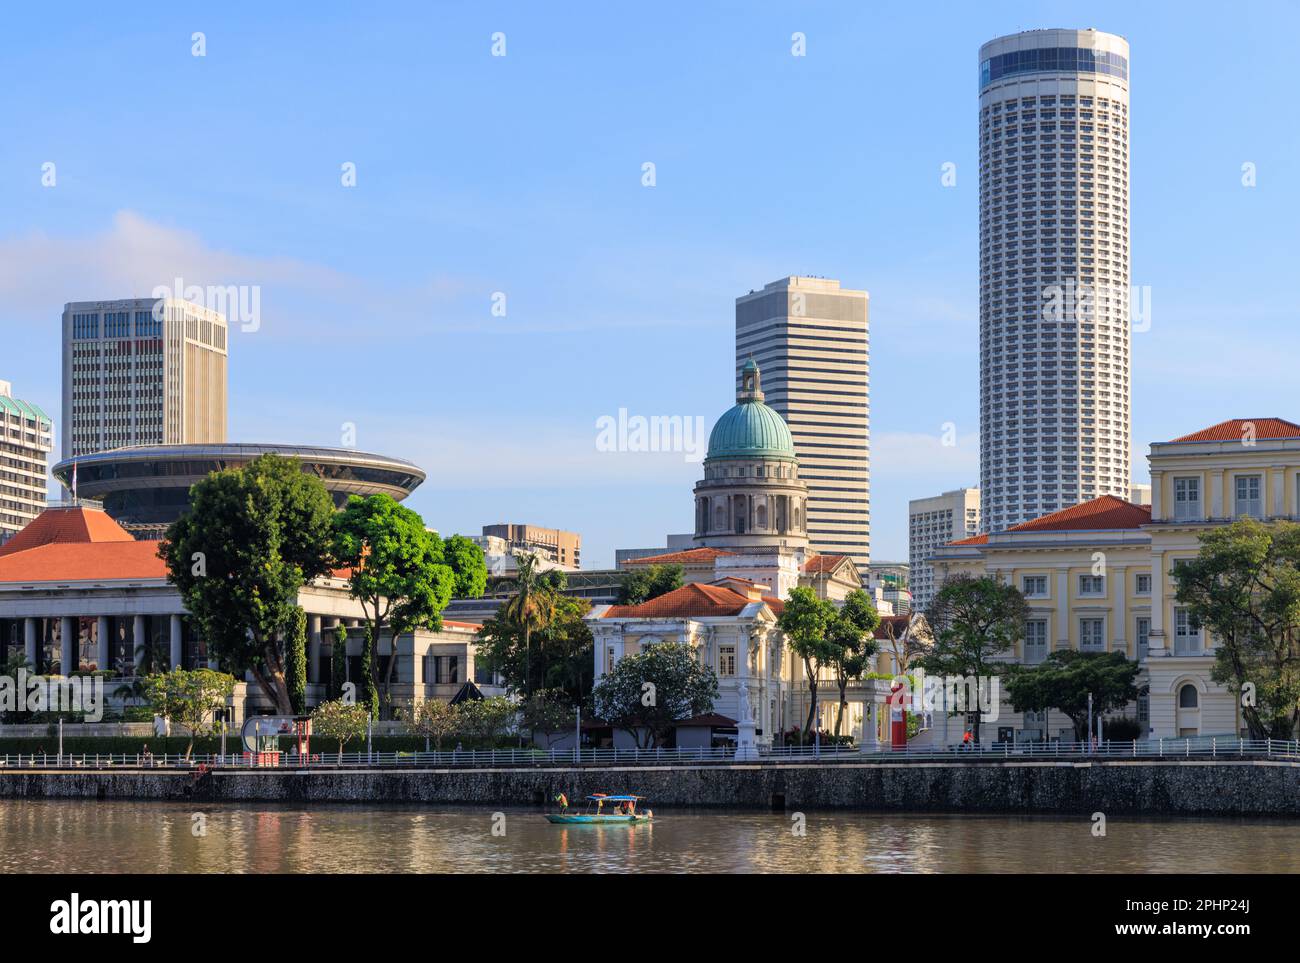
[546,793,653,824]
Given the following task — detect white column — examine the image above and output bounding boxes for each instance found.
[1148,551,1166,652]
[307,614,322,684]
[863,702,880,751]
[1209,472,1223,519]
[170,614,183,670]
[133,615,146,673]
[59,616,75,672]
[1055,569,1070,652]
[23,618,37,668]
[1111,565,1127,656]
[1149,471,1163,520]
[97,616,110,673]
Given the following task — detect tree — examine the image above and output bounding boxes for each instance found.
[1173,518,1300,739]
[456,696,517,746]
[502,552,555,698]
[825,590,881,738]
[142,668,237,760]
[919,574,1029,742]
[358,625,379,720]
[443,534,489,600]
[1004,650,1141,740]
[331,494,455,719]
[311,698,370,762]
[522,688,576,747]
[283,606,307,715]
[160,453,335,714]
[777,587,838,734]
[617,564,684,605]
[329,622,348,701]
[475,594,594,703]
[879,613,934,676]
[402,698,460,751]
[591,642,719,748]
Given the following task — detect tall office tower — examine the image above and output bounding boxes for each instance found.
[480,523,582,569]
[908,487,980,613]
[62,299,228,459]
[979,29,1131,533]
[0,381,54,543]
[736,277,870,571]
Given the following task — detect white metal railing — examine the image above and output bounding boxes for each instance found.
[1,738,1299,770]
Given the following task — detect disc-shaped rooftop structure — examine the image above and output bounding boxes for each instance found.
[52,443,425,539]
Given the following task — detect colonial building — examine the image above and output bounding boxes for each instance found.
[0,504,499,719]
[930,418,1300,743]
[590,363,885,746]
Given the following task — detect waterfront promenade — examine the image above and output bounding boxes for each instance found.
[3,750,1300,817]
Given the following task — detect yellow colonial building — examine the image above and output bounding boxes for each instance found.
[931,418,1300,744]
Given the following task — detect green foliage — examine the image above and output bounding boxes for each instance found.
[476,593,593,703]
[329,622,347,701]
[331,494,455,717]
[311,698,370,760]
[1004,650,1141,740]
[825,589,881,737]
[617,564,684,605]
[777,587,839,733]
[591,642,720,748]
[159,453,335,713]
[358,625,379,720]
[1105,715,1143,741]
[919,574,1030,741]
[442,534,489,599]
[401,698,460,751]
[284,606,308,715]
[1172,518,1300,739]
[522,688,577,746]
[141,668,237,760]
[456,696,518,744]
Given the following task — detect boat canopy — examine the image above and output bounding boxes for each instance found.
[587,794,644,801]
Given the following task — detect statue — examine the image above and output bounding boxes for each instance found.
[738,680,752,723]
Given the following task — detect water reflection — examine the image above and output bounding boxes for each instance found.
[0,800,1295,873]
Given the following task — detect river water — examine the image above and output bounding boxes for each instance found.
[1,799,1295,873]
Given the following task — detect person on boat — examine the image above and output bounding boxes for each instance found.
[554,792,569,812]
[961,730,973,750]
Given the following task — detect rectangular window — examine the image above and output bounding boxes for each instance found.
[718,645,736,677]
[1135,573,1151,594]
[1174,609,1202,655]
[1235,475,1263,519]
[1136,617,1150,660]
[1079,618,1106,651]
[434,656,460,685]
[1021,575,1048,597]
[1023,620,1048,664]
[1173,477,1200,521]
[1137,692,1149,725]
[1078,574,1105,596]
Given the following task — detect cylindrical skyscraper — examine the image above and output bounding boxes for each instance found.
[979,29,1131,533]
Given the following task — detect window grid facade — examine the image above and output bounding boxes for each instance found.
[737,277,870,573]
[979,29,1132,533]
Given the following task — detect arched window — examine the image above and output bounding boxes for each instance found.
[714,504,725,530]
[1178,684,1199,709]
[756,502,767,528]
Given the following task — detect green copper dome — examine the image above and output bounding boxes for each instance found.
[706,361,797,462]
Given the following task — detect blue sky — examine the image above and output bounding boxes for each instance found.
[3,1,1298,567]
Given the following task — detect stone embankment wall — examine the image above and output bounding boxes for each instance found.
[2,760,1298,815]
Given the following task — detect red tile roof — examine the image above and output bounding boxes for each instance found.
[1006,495,1151,533]
[442,620,483,632]
[601,582,764,619]
[1170,418,1300,443]
[0,541,167,583]
[761,595,785,616]
[803,554,853,574]
[624,547,736,566]
[948,534,989,546]
[0,507,134,558]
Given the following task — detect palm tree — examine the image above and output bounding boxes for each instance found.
[503,552,557,698]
